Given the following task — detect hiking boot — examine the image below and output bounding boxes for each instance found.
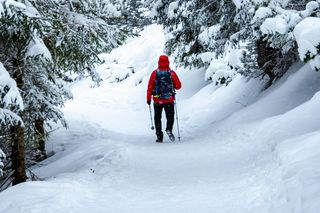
[166,130,175,142]
[156,138,163,143]
[156,131,163,143]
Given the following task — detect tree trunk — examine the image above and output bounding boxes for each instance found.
[35,118,47,160]
[256,39,277,85]
[11,123,26,185]
[11,57,26,185]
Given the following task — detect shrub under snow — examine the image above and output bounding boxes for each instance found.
[205,46,242,86]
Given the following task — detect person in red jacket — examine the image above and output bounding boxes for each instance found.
[147,55,181,143]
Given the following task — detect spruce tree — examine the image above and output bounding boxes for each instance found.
[240,0,320,83]
[148,0,319,87]
[0,1,39,184]
[121,0,151,29]
[0,62,24,179]
[0,0,129,185]
[146,0,238,69]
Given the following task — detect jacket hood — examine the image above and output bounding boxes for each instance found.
[158,55,170,70]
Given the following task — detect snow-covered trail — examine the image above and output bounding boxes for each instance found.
[25,72,283,212]
[30,113,284,213]
[1,24,320,213]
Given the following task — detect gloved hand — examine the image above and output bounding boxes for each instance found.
[147,100,151,105]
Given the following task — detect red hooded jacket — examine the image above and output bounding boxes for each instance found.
[147,55,181,104]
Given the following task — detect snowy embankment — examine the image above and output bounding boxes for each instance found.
[0,24,320,213]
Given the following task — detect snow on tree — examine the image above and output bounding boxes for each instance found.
[0,0,130,185]
[293,17,320,71]
[38,0,128,78]
[256,1,319,51]
[205,43,243,86]
[254,1,320,71]
[0,61,23,178]
[146,0,319,88]
[0,62,23,126]
[251,0,320,75]
[121,0,151,30]
[225,1,313,85]
[146,0,238,69]
[0,0,49,184]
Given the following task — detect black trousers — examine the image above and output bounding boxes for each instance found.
[154,102,175,138]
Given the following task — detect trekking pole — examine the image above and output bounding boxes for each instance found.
[174,100,181,141]
[149,104,155,130]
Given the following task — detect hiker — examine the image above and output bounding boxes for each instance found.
[147,55,182,143]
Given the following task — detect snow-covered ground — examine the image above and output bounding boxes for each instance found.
[1,24,320,213]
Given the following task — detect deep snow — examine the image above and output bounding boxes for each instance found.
[0,24,320,213]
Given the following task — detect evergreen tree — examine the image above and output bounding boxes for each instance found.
[147,0,319,86]
[147,0,238,68]
[146,0,241,85]
[0,0,41,184]
[0,62,23,127]
[0,62,23,178]
[241,0,320,83]
[0,0,129,185]
[121,0,151,29]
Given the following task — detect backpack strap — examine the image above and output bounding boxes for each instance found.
[153,69,160,97]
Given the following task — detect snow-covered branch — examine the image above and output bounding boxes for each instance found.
[0,62,23,126]
[253,1,320,70]
[0,60,22,178]
[294,17,320,71]
[205,44,242,86]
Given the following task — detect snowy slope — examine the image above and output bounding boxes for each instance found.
[0,24,320,213]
